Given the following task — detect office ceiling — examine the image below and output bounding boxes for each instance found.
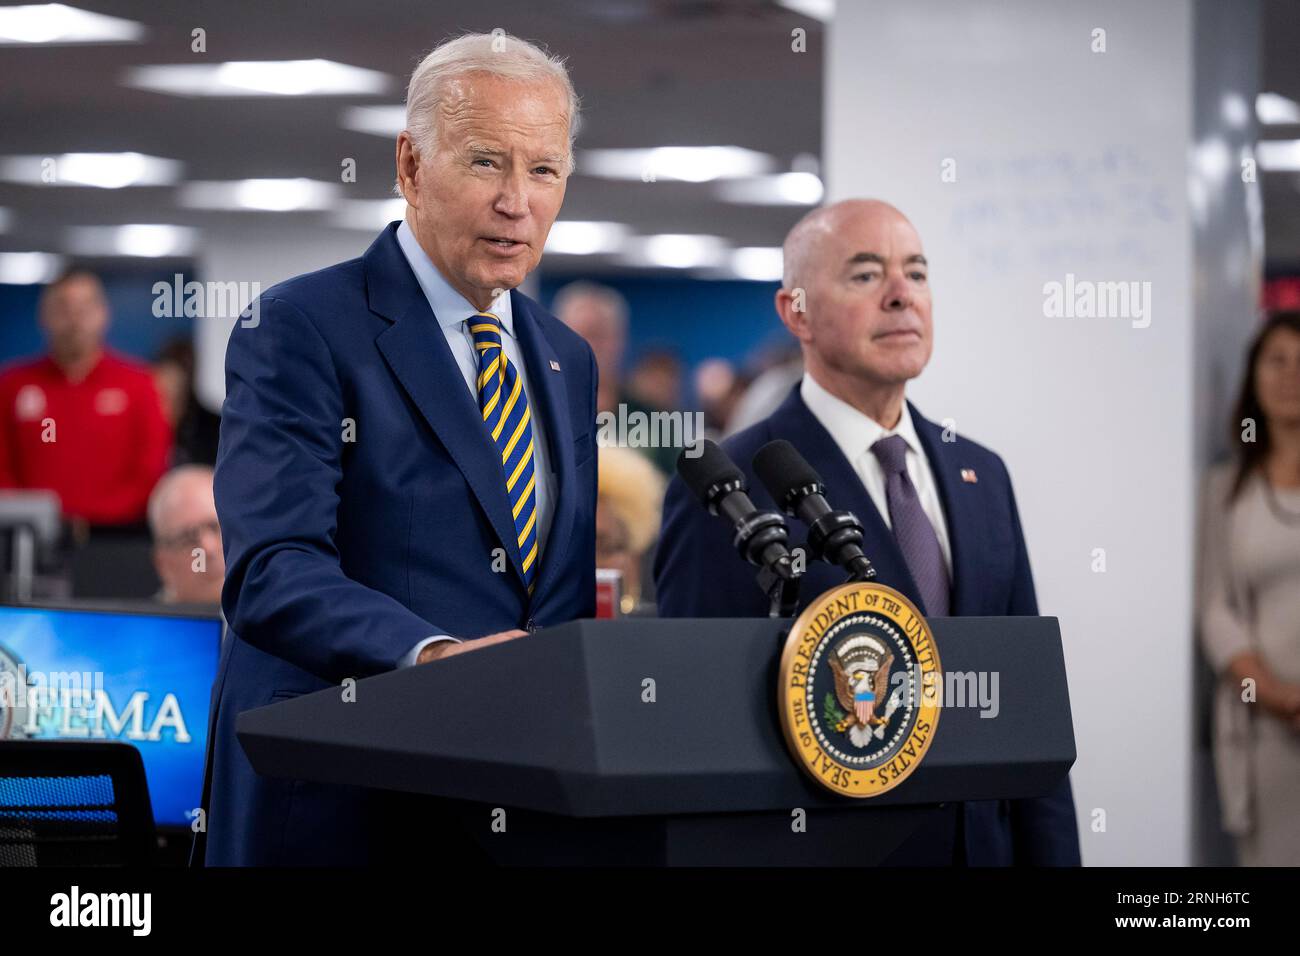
[0,0,824,275]
[1,0,1298,273]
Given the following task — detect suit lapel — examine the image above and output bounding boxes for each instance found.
[908,401,980,616]
[510,290,577,609]
[366,224,528,587]
[769,388,925,607]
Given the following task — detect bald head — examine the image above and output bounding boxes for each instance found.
[782,199,913,291]
[150,465,225,604]
[774,198,933,410]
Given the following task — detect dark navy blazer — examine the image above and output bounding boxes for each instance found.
[654,386,1081,866]
[199,223,597,865]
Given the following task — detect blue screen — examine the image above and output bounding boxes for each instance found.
[0,605,220,827]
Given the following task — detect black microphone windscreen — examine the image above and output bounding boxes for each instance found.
[753,439,822,502]
[677,440,743,503]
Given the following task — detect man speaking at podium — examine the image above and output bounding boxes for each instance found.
[201,34,597,865]
[655,200,1080,866]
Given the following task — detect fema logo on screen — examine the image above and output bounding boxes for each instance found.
[0,644,30,740]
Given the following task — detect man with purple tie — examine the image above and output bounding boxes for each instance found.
[654,199,1081,866]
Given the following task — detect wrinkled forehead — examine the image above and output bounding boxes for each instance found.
[438,72,571,140]
[822,206,925,265]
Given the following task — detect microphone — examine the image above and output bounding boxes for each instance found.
[752,439,877,583]
[676,440,799,583]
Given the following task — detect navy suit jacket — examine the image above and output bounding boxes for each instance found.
[199,223,597,865]
[654,386,1081,866]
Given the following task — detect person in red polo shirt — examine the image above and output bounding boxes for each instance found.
[0,269,172,528]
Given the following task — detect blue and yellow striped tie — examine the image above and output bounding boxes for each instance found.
[471,312,540,592]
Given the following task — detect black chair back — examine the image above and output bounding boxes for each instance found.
[0,741,156,866]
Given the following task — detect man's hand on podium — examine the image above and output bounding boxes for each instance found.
[416,629,528,665]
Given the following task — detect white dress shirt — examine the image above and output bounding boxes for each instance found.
[396,220,556,665]
[799,373,953,575]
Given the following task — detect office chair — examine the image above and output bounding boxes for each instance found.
[0,740,157,866]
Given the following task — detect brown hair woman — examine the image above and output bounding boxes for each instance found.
[1198,311,1300,865]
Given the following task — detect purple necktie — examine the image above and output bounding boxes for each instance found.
[869,434,950,616]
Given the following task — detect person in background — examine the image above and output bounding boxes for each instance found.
[1198,310,1300,866]
[0,269,172,529]
[553,281,628,414]
[147,465,225,606]
[555,281,678,475]
[154,338,221,467]
[626,347,683,412]
[619,346,685,475]
[693,357,744,439]
[724,343,804,437]
[596,446,666,614]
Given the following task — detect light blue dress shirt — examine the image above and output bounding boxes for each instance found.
[395,220,555,664]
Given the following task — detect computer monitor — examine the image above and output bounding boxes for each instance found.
[0,602,221,828]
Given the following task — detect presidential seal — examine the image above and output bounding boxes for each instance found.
[778,582,940,797]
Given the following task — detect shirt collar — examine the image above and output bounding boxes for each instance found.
[396,219,514,336]
[799,372,922,465]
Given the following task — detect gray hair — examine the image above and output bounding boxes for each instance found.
[402,32,580,177]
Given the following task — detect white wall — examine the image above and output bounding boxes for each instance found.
[825,0,1245,865]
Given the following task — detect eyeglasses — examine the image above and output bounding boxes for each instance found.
[157,519,222,550]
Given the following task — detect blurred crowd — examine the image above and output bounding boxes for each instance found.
[0,269,224,607]
[549,279,803,611]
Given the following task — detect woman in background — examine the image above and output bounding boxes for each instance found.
[596,446,666,615]
[1199,311,1300,866]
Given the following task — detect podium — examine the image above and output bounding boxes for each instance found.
[236,617,1075,865]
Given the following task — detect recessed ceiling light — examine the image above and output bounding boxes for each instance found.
[331,197,406,230]
[0,152,181,188]
[1220,92,1251,129]
[728,247,785,281]
[125,59,390,97]
[579,147,775,183]
[544,221,630,256]
[620,234,729,269]
[180,178,339,212]
[1257,140,1300,172]
[67,224,196,257]
[1257,92,1300,126]
[0,251,65,284]
[0,4,144,45]
[776,0,835,23]
[717,171,824,205]
[340,105,407,137]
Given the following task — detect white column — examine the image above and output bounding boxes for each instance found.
[825,0,1257,865]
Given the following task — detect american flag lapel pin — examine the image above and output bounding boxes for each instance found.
[549,360,561,371]
[961,468,978,483]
